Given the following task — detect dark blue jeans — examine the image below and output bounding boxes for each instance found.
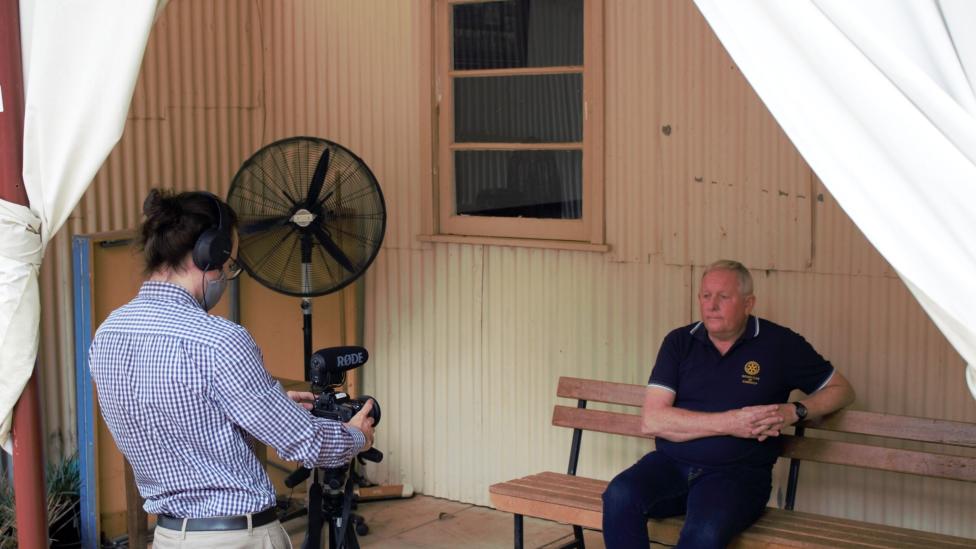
[602,451,772,549]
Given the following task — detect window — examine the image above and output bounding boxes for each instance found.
[435,0,604,245]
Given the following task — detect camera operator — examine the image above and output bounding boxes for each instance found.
[88,189,375,548]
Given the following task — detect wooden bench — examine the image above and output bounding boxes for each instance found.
[489,376,976,548]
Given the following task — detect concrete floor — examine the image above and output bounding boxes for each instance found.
[283,494,606,549]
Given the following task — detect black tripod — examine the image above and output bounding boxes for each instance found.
[289,239,381,549]
[285,434,383,549]
[311,466,358,549]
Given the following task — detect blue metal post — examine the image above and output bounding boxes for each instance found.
[73,235,98,549]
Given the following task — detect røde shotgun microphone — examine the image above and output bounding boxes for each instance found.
[309,346,368,387]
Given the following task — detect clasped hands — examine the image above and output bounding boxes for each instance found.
[726,403,797,442]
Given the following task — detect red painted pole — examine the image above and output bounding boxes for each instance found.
[1,1,50,547]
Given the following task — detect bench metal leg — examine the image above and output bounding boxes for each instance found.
[514,514,524,549]
[555,525,586,549]
[573,525,585,548]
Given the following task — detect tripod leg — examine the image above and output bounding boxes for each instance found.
[344,519,361,549]
[304,473,325,549]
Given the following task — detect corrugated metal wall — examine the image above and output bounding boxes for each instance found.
[35,0,422,456]
[35,0,975,538]
[364,0,976,539]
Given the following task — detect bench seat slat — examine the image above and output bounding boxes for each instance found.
[534,471,608,490]
[490,482,602,511]
[756,510,976,547]
[510,472,605,495]
[496,477,603,511]
[751,514,972,548]
[735,524,936,549]
[498,479,603,503]
[489,492,604,530]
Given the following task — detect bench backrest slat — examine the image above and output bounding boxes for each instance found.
[552,377,976,482]
[781,436,976,482]
[805,410,976,448]
[552,389,976,483]
[557,377,644,407]
[553,405,650,439]
[556,377,976,449]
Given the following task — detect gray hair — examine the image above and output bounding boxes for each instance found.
[702,260,754,296]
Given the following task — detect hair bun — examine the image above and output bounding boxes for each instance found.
[142,189,162,216]
[142,188,183,223]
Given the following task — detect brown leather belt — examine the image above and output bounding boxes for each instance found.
[157,507,278,532]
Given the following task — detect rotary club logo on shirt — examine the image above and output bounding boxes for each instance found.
[742,361,761,385]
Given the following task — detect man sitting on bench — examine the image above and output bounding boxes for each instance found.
[602,259,855,549]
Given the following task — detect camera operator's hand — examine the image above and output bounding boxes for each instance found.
[286,390,316,411]
[346,399,376,451]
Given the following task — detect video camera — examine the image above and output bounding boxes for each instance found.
[285,345,383,548]
[307,346,382,462]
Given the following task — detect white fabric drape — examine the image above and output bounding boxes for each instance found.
[694,0,976,399]
[0,0,164,452]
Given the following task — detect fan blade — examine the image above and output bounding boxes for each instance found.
[306,147,331,208]
[240,216,290,235]
[311,223,356,274]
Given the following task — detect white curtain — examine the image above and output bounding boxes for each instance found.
[0,0,164,452]
[693,0,976,399]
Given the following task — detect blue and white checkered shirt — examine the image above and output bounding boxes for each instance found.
[89,281,366,517]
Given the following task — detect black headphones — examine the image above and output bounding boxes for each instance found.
[191,192,232,271]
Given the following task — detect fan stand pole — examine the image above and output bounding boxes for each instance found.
[302,297,313,382]
[303,261,313,382]
[300,260,330,549]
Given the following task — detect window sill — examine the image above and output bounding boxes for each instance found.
[418,234,610,253]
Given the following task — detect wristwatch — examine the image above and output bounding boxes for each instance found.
[793,401,808,423]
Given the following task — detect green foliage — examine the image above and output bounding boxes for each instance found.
[0,454,81,548]
[0,470,14,549]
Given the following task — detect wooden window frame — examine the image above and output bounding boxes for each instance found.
[431,0,605,247]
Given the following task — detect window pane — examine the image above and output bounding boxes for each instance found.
[455,74,582,143]
[455,150,582,219]
[453,0,583,70]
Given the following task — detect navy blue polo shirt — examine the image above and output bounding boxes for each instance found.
[648,316,833,467]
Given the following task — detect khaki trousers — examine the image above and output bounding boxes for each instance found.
[153,519,292,548]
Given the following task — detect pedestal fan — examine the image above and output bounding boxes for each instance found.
[227,136,386,549]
